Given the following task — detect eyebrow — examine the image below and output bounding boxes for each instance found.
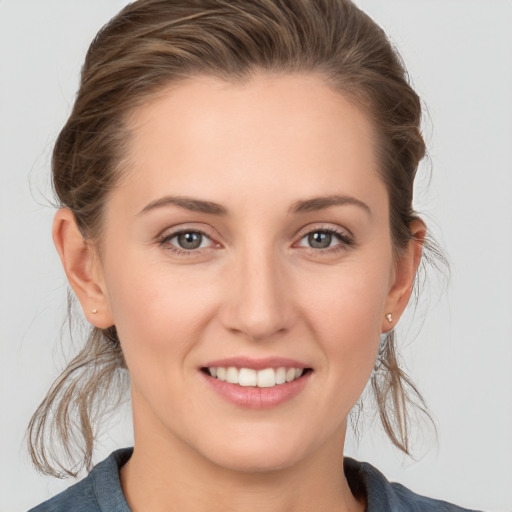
[289,194,371,216]
[138,196,228,216]
[138,193,370,217]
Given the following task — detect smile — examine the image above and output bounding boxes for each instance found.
[201,358,312,408]
[206,367,305,388]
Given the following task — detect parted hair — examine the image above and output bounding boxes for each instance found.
[28,0,436,478]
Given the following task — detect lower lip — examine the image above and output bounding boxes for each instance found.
[201,371,312,409]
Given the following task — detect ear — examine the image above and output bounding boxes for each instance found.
[382,219,426,332]
[52,208,114,328]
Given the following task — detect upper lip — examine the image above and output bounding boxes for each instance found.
[202,356,309,371]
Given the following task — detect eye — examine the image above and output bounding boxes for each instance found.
[159,230,216,253]
[305,231,335,249]
[296,228,353,252]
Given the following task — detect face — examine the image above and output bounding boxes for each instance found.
[85,74,413,472]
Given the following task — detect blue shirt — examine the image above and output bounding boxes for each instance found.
[29,448,483,511]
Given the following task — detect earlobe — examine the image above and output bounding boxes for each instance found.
[382,220,426,332]
[52,209,114,328]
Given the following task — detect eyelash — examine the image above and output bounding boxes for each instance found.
[158,229,218,256]
[158,226,354,257]
[295,227,354,256]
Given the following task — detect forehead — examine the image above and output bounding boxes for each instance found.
[117,73,385,215]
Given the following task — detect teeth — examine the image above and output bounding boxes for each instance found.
[275,367,286,384]
[226,367,238,384]
[207,366,306,387]
[239,368,257,387]
[257,368,276,388]
[286,368,296,382]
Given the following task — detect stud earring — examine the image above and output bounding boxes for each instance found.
[386,313,393,323]
[91,308,98,314]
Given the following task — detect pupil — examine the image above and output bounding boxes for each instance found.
[178,232,202,249]
[308,231,331,249]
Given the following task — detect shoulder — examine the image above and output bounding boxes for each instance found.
[344,458,484,512]
[28,448,133,512]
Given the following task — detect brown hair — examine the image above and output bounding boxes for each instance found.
[29,0,438,477]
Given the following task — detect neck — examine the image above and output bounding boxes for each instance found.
[120,419,364,512]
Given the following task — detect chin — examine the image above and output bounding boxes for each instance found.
[209,446,304,474]
[191,425,318,474]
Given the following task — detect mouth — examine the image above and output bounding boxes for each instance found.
[201,366,312,388]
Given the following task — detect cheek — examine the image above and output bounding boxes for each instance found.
[297,258,391,387]
[102,254,219,369]
[301,259,390,332]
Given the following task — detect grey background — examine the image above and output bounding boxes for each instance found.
[1,1,511,511]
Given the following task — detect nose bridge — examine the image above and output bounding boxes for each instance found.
[222,238,293,340]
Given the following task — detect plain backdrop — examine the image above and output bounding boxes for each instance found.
[1,1,511,511]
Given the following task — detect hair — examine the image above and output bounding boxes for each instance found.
[28,0,440,478]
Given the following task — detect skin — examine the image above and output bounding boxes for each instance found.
[53,73,424,512]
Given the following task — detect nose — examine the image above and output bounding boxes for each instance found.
[219,244,295,341]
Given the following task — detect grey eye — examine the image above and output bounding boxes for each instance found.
[307,231,333,249]
[176,231,204,250]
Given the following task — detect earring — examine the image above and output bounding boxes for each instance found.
[386,313,393,323]
[91,308,98,314]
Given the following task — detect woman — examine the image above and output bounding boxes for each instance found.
[25,0,485,510]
